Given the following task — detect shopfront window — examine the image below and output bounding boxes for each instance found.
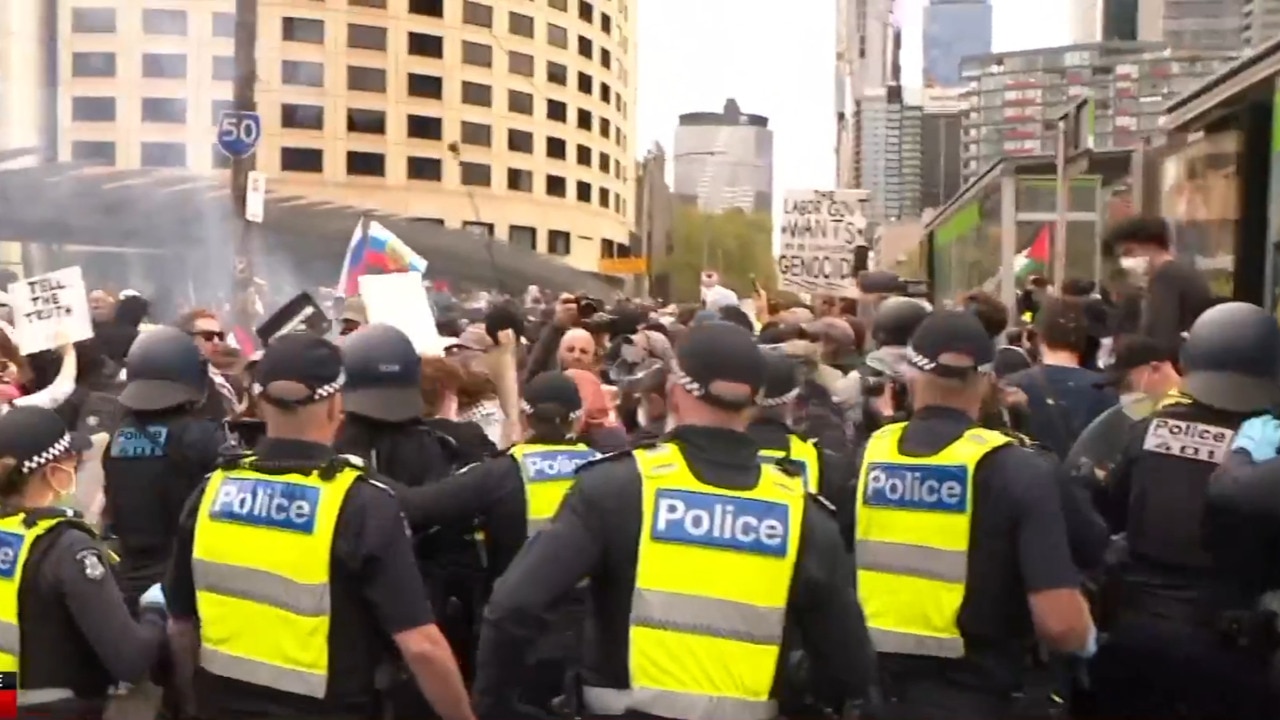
[1160,130,1239,299]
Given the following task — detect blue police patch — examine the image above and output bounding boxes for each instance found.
[208,476,321,533]
[520,449,599,482]
[650,489,790,557]
[109,426,170,459]
[863,463,969,513]
[0,531,23,580]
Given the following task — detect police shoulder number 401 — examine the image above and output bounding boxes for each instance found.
[1142,418,1234,464]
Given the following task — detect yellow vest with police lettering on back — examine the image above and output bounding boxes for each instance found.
[509,443,599,536]
[758,434,820,493]
[0,513,78,673]
[191,460,361,699]
[854,422,1010,658]
[603,443,804,720]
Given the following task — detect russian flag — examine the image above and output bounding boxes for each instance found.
[337,219,429,297]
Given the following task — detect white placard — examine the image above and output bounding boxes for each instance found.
[245,170,266,223]
[358,272,444,356]
[8,266,94,355]
[776,189,869,295]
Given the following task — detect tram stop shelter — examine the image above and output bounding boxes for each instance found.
[918,148,1135,312]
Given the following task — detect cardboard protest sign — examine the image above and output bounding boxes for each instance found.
[358,272,444,356]
[776,190,869,295]
[8,266,94,354]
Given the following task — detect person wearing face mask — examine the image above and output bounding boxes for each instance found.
[0,406,169,718]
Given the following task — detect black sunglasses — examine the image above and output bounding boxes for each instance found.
[190,330,226,342]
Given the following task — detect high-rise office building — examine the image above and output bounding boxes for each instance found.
[50,0,638,271]
[672,99,773,215]
[916,87,965,210]
[836,0,896,189]
[1072,0,1141,42]
[1243,0,1280,48]
[1160,0,1244,50]
[860,86,921,223]
[922,0,993,86]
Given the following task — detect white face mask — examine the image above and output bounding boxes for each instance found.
[1119,256,1151,275]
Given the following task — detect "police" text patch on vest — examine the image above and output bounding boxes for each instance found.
[651,489,790,556]
[209,477,321,534]
[520,449,598,482]
[0,532,22,580]
[1142,418,1234,463]
[109,426,169,459]
[863,463,970,513]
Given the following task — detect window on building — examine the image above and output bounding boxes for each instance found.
[349,0,387,8]
[347,66,386,93]
[599,116,611,139]
[576,180,591,203]
[509,11,535,38]
[597,186,609,208]
[409,0,444,16]
[546,174,567,197]
[508,168,534,192]
[463,221,495,238]
[347,151,385,177]
[508,129,534,154]
[600,47,611,70]
[281,147,324,172]
[508,90,534,115]
[72,97,115,122]
[407,73,443,99]
[547,23,568,49]
[141,97,187,124]
[462,41,493,67]
[406,114,443,140]
[282,60,324,87]
[576,143,591,167]
[407,156,443,181]
[461,81,492,107]
[211,99,234,124]
[577,71,592,95]
[509,51,534,77]
[72,52,115,78]
[282,17,324,43]
[600,82,611,103]
[546,136,566,159]
[577,35,592,60]
[509,225,536,250]
[460,162,491,187]
[547,61,568,86]
[578,1,594,23]
[141,142,186,168]
[408,32,444,58]
[212,145,232,169]
[347,108,386,134]
[548,230,571,255]
[547,99,567,123]
[598,151,610,173]
[281,103,324,130]
[212,56,235,81]
[143,9,186,36]
[142,53,186,79]
[462,1,493,27]
[71,8,115,33]
[549,0,568,11]
[70,141,116,166]
[576,108,592,131]
[212,12,235,37]
[601,12,612,34]
[460,121,492,147]
[348,24,387,51]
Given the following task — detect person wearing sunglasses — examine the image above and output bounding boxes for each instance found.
[177,309,226,361]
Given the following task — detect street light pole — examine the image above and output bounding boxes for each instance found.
[231,0,259,326]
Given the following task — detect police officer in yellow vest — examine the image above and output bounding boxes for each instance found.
[475,321,875,720]
[854,310,1096,720]
[163,334,475,720]
[0,406,166,718]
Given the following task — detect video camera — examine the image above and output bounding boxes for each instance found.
[856,351,912,432]
[857,271,932,300]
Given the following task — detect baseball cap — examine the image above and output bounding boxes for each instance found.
[672,321,766,411]
[252,334,345,407]
[1095,335,1176,388]
[339,296,368,325]
[906,310,995,378]
[447,325,494,352]
[0,407,92,476]
[522,371,582,419]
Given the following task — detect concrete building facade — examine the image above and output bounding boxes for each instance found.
[860,86,921,222]
[1243,0,1280,48]
[671,99,772,215]
[1160,0,1243,51]
[921,0,993,86]
[836,0,897,190]
[916,86,966,210]
[53,0,637,271]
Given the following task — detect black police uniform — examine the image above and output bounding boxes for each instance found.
[474,323,875,719]
[103,327,224,610]
[1090,303,1280,720]
[164,335,435,719]
[0,407,166,719]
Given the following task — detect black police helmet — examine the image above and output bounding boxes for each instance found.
[119,327,208,412]
[340,323,424,422]
[872,297,930,348]
[1180,301,1280,413]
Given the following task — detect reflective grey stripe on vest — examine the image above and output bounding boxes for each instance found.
[584,686,777,720]
[855,539,967,584]
[526,518,550,537]
[0,619,18,657]
[631,588,784,645]
[869,627,964,658]
[193,558,330,617]
[18,688,77,706]
[201,646,327,698]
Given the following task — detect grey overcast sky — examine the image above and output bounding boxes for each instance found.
[635,0,1070,207]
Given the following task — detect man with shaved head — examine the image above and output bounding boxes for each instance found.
[557,328,597,372]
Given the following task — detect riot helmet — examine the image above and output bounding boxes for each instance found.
[871,297,930,348]
[118,327,208,412]
[340,324,424,422]
[1180,301,1280,413]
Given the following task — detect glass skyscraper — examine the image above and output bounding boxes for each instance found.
[922,0,993,86]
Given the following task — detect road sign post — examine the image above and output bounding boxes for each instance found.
[245,171,266,223]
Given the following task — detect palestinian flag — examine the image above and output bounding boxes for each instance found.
[1014,224,1051,282]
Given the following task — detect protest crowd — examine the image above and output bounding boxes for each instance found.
[2,214,1280,720]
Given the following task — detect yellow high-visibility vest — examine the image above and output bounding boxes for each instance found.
[509,443,598,536]
[0,512,80,673]
[191,460,361,698]
[854,422,1010,658]
[758,434,821,494]
[583,443,805,720]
